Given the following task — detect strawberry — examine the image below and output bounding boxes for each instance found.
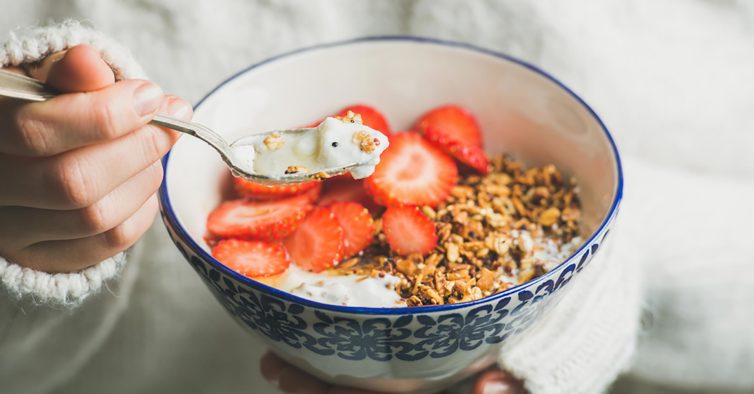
[421,127,490,174]
[283,207,344,272]
[381,206,437,256]
[212,239,290,278]
[363,132,458,207]
[233,177,320,200]
[329,202,375,258]
[206,193,314,241]
[318,178,382,214]
[414,105,483,148]
[337,104,392,137]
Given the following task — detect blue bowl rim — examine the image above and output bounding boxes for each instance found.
[159,35,624,316]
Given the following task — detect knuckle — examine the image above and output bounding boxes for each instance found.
[141,128,168,162]
[14,109,53,155]
[146,162,164,190]
[91,102,119,138]
[78,200,113,235]
[104,221,140,251]
[52,157,95,208]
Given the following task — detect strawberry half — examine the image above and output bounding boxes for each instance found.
[382,206,437,256]
[234,177,320,200]
[329,202,375,258]
[421,127,490,174]
[363,132,458,207]
[206,193,314,241]
[414,105,483,148]
[212,239,290,278]
[318,177,382,214]
[337,104,391,137]
[283,207,344,272]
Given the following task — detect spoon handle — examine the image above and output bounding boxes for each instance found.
[0,69,232,157]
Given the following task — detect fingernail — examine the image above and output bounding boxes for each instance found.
[133,82,163,116]
[168,98,193,120]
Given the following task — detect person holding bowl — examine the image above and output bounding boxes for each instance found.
[2,1,753,394]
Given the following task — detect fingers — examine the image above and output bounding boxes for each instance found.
[260,352,383,394]
[45,45,115,92]
[472,369,525,394]
[13,194,159,273]
[277,364,330,394]
[0,79,163,156]
[0,160,163,248]
[260,351,287,383]
[0,96,191,209]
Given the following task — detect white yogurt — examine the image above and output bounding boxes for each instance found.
[276,265,406,308]
[233,117,389,180]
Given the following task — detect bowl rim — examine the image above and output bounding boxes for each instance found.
[159,35,624,315]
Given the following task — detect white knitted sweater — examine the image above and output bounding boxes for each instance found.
[1,1,753,394]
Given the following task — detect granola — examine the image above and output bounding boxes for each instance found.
[330,155,582,306]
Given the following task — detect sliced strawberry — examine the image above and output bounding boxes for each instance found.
[233,177,320,200]
[337,104,392,137]
[421,127,490,174]
[206,193,314,241]
[283,207,344,272]
[212,239,290,278]
[414,105,483,148]
[363,132,458,207]
[319,178,382,214]
[329,202,375,258]
[382,206,437,256]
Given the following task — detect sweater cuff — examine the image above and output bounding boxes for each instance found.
[0,253,127,305]
[0,19,146,79]
[0,20,146,305]
[498,226,641,394]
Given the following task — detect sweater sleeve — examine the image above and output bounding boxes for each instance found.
[496,161,643,394]
[0,20,146,306]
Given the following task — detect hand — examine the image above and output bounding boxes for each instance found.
[0,44,191,272]
[260,351,525,394]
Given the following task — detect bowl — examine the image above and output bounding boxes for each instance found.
[158,36,623,393]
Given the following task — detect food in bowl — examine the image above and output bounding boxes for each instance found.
[205,104,582,307]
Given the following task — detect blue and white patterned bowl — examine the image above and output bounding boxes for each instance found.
[158,37,622,393]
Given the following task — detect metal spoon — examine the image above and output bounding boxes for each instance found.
[0,69,369,184]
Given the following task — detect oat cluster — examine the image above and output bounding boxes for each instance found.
[331,155,582,306]
[263,132,285,150]
[336,110,363,124]
[352,130,378,153]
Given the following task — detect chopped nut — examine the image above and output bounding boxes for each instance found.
[421,206,437,220]
[477,268,496,291]
[337,110,363,124]
[395,258,417,276]
[311,171,330,180]
[538,207,561,226]
[263,132,285,150]
[285,165,308,174]
[446,243,460,263]
[351,130,377,153]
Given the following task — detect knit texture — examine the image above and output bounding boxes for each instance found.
[0,20,145,306]
[0,253,126,306]
[0,19,145,79]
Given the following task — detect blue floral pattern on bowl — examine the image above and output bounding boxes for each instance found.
[161,210,610,362]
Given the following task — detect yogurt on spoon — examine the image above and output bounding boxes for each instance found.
[232,112,389,181]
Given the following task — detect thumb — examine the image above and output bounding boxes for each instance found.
[473,369,525,394]
[43,44,116,93]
